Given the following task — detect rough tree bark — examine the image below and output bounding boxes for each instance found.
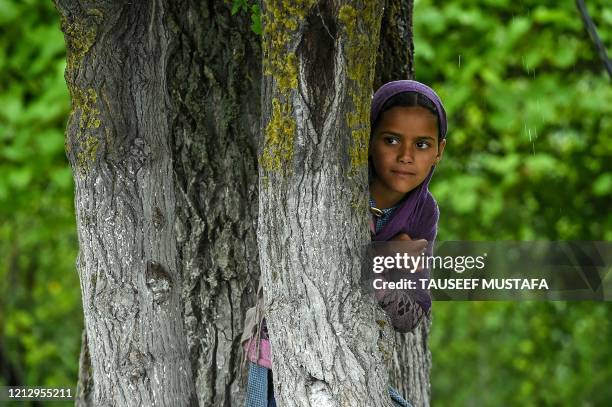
[56,0,429,405]
[55,1,260,405]
[258,0,429,406]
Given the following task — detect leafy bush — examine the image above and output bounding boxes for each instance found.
[413,0,612,404]
[0,0,81,395]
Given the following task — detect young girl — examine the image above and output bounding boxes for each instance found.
[241,80,447,407]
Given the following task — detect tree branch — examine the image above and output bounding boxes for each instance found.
[576,0,612,78]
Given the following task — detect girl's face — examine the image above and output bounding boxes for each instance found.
[369,106,446,208]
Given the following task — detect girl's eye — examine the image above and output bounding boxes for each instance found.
[384,136,400,145]
[416,141,431,149]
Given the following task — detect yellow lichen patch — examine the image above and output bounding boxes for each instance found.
[60,16,96,75]
[261,98,296,171]
[76,136,100,176]
[69,87,103,176]
[72,88,101,129]
[338,3,383,171]
[260,0,316,173]
[338,4,357,33]
[348,129,369,169]
[262,0,315,93]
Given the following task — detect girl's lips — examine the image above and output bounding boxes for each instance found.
[392,170,416,177]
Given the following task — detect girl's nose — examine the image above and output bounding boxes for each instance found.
[398,144,414,164]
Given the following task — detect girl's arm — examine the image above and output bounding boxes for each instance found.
[378,288,429,333]
[376,233,431,333]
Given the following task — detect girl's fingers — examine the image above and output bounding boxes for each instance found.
[392,233,412,241]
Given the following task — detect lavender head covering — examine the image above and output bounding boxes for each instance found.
[370,80,447,313]
[370,80,447,140]
[370,80,447,245]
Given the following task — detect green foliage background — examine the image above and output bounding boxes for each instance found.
[0,0,609,406]
[413,0,611,405]
[0,0,81,399]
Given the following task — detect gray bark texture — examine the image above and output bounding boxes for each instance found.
[258,0,428,406]
[55,0,429,405]
[55,0,260,406]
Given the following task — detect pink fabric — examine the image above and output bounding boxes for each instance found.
[243,337,272,369]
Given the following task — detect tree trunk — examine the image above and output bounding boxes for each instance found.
[375,2,432,406]
[55,1,260,406]
[374,0,415,88]
[56,0,429,405]
[258,1,397,406]
[165,3,261,406]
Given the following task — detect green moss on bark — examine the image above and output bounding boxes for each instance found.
[260,0,316,173]
[60,16,97,76]
[69,88,102,176]
[261,98,296,171]
[262,0,315,92]
[58,13,101,177]
[339,2,383,171]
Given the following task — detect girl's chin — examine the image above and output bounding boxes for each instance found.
[389,182,422,196]
[390,181,417,192]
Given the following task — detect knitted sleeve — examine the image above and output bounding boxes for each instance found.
[378,195,438,333]
[378,292,430,333]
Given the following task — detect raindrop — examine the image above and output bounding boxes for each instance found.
[528,128,535,155]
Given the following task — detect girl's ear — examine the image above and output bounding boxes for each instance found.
[435,139,447,163]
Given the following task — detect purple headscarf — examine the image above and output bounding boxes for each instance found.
[370,80,447,313]
[370,80,447,247]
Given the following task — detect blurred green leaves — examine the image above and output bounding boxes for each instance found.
[414,0,611,241]
[413,0,612,404]
[0,0,80,395]
[430,302,612,406]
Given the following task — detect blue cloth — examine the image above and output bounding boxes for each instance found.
[246,362,413,407]
[246,362,270,407]
[369,198,398,233]
[389,385,414,407]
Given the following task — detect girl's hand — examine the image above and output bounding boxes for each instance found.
[391,233,412,241]
[390,233,428,255]
[373,234,428,301]
[380,234,427,257]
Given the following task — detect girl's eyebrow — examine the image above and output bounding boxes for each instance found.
[380,131,436,141]
[415,136,437,141]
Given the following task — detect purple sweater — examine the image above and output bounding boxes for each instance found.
[370,190,437,332]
